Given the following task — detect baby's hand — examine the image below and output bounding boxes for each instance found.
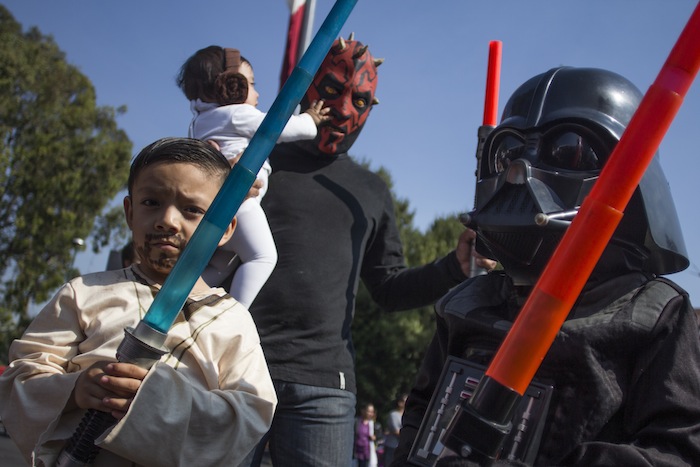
[305,100,331,126]
[73,361,149,420]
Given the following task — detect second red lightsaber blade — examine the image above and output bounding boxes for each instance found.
[483,40,502,127]
[468,40,502,279]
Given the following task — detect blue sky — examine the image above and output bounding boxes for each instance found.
[5,0,700,304]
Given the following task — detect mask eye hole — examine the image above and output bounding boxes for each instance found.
[541,131,604,171]
[324,85,339,96]
[489,133,525,174]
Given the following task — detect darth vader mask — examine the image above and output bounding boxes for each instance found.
[466,67,688,285]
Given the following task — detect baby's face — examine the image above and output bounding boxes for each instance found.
[124,161,221,284]
[239,62,259,107]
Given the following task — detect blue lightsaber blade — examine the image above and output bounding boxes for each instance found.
[143,0,357,333]
[56,3,358,465]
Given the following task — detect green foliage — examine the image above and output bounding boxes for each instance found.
[91,201,131,254]
[352,159,465,423]
[0,7,132,359]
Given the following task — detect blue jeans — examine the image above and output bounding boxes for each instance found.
[242,380,356,467]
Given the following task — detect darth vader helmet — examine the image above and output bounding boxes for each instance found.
[467,67,688,286]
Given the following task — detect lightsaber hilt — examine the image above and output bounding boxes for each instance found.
[441,375,521,463]
[55,324,168,467]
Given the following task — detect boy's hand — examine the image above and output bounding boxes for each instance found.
[305,100,331,126]
[73,361,149,420]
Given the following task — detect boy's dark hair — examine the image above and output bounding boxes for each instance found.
[128,137,230,196]
[176,45,251,105]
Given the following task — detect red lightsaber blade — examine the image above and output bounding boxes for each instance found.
[467,40,502,278]
[483,40,502,127]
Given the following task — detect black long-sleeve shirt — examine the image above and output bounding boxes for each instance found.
[250,143,467,394]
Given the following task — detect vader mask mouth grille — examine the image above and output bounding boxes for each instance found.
[477,183,545,229]
[475,183,566,283]
[481,230,562,266]
[488,183,538,218]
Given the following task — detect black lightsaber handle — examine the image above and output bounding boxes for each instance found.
[55,326,167,467]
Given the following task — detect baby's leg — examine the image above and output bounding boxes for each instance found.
[227,198,278,308]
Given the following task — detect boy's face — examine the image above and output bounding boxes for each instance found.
[123,161,232,284]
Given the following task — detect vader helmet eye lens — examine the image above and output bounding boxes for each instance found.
[542,131,603,171]
[490,133,525,174]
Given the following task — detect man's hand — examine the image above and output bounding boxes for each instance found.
[225,150,264,200]
[72,361,149,420]
[247,178,263,200]
[456,229,497,277]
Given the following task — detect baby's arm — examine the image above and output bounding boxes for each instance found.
[270,100,329,143]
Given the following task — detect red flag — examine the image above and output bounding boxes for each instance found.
[280,0,308,89]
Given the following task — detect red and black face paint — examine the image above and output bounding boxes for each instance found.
[302,37,381,155]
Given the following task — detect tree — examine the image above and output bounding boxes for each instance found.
[0,6,132,357]
[352,160,467,422]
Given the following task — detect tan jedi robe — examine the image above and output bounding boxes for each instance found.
[0,265,276,467]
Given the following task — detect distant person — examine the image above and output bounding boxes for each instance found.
[382,394,406,466]
[354,403,378,467]
[0,138,277,466]
[177,45,329,308]
[241,35,494,466]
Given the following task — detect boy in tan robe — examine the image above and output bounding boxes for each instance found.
[0,137,277,466]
